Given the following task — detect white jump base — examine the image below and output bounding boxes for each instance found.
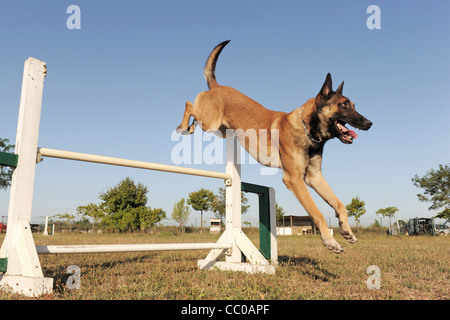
[0,57,277,297]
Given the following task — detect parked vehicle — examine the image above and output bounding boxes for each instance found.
[394,219,409,235]
[0,216,6,233]
[435,224,450,236]
[407,218,435,236]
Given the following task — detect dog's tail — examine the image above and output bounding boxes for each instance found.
[204,40,230,89]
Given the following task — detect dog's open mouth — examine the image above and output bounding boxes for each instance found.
[335,120,358,143]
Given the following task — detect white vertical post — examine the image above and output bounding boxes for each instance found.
[199,132,275,273]
[43,216,49,236]
[225,132,241,263]
[0,57,53,297]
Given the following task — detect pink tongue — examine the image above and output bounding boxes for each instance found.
[348,130,358,139]
[341,125,358,139]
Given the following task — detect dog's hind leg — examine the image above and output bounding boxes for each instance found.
[176,101,196,135]
[305,156,358,244]
[282,170,344,253]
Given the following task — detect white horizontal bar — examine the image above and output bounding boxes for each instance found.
[36,242,232,255]
[37,148,232,181]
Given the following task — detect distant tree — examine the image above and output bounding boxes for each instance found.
[100,177,147,211]
[99,177,148,232]
[80,177,166,232]
[412,164,450,220]
[370,219,382,229]
[211,188,226,221]
[376,207,399,230]
[276,202,285,222]
[0,138,14,190]
[172,198,191,233]
[53,213,76,225]
[76,202,106,231]
[187,188,216,233]
[346,196,366,230]
[211,187,250,223]
[437,208,450,222]
[139,207,166,231]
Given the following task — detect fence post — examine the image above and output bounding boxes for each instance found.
[0,58,53,297]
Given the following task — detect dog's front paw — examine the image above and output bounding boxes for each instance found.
[339,226,358,244]
[341,232,358,244]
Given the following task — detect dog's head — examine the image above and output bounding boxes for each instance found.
[315,73,372,144]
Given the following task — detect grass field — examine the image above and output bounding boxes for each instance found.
[0,230,448,300]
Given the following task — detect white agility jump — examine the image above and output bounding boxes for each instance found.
[0,58,277,297]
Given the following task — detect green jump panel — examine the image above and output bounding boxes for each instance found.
[241,182,272,260]
[0,152,18,167]
[0,258,7,273]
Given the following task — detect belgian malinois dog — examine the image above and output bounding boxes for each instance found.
[177,41,372,253]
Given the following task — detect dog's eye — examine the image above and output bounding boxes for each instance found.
[340,103,348,108]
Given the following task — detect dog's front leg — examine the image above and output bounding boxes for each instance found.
[282,170,343,253]
[305,155,358,244]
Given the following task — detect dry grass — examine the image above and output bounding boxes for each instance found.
[0,230,448,300]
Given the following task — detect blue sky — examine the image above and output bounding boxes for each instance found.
[1,1,449,228]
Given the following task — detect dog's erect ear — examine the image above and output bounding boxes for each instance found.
[336,81,344,95]
[318,73,333,98]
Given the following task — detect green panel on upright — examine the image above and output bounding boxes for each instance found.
[0,258,7,273]
[0,152,18,167]
[241,182,271,260]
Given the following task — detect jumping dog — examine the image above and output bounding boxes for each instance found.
[177,41,372,253]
